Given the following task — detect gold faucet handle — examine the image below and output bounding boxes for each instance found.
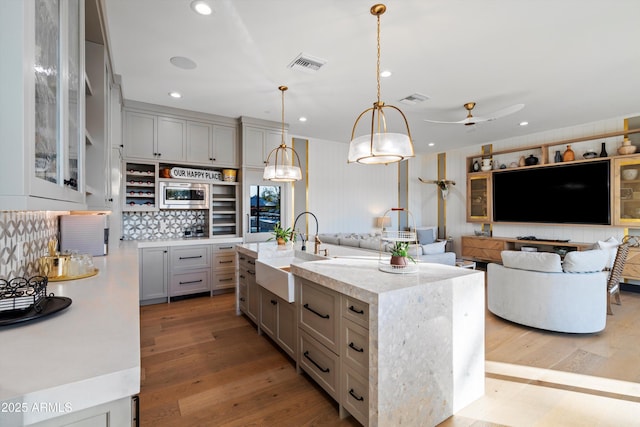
[315,235,322,244]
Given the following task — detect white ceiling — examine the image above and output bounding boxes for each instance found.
[103,0,640,154]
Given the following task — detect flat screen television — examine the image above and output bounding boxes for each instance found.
[492,160,610,225]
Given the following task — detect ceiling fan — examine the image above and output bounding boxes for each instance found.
[424,102,525,126]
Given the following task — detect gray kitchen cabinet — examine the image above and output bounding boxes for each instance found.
[211,243,237,292]
[139,246,168,304]
[169,245,210,297]
[259,286,297,360]
[124,111,156,160]
[238,253,259,323]
[157,116,186,161]
[0,0,86,210]
[241,117,285,168]
[187,121,238,167]
[123,113,186,161]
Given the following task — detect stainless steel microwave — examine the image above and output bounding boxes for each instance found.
[159,181,209,209]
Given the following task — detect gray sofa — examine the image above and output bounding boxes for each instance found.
[317,228,456,266]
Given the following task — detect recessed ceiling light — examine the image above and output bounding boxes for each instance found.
[380,70,392,78]
[190,0,212,15]
[169,91,182,99]
[428,142,435,147]
[298,117,307,122]
[170,56,197,70]
[519,121,529,126]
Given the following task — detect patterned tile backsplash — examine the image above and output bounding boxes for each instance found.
[122,210,208,240]
[0,211,62,280]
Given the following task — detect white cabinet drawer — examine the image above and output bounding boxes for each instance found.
[170,245,210,270]
[342,364,368,426]
[299,330,339,400]
[342,296,369,329]
[298,279,340,353]
[343,318,368,374]
[212,271,236,291]
[213,252,236,270]
[211,243,236,253]
[170,269,210,296]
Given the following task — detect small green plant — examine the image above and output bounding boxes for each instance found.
[268,222,295,243]
[389,241,416,263]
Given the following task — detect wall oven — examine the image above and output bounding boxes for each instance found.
[159,181,209,209]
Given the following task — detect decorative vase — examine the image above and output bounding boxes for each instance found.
[599,142,608,158]
[518,156,526,167]
[472,160,480,172]
[562,145,575,161]
[554,150,562,163]
[276,237,286,246]
[618,137,637,155]
[390,256,407,268]
[524,154,539,166]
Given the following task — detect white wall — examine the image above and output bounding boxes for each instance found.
[425,115,639,255]
[305,138,399,233]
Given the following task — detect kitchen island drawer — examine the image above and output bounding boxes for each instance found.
[342,364,368,426]
[171,245,210,270]
[299,330,339,400]
[298,278,340,353]
[342,295,369,328]
[342,318,368,374]
[170,269,210,296]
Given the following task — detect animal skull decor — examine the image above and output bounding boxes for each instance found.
[418,178,456,200]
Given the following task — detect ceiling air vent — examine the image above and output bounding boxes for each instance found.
[399,93,430,105]
[287,53,327,73]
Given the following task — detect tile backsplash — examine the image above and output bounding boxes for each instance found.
[122,210,208,240]
[0,211,61,280]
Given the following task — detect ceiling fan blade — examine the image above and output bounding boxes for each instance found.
[472,103,525,122]
[423,117,471,124]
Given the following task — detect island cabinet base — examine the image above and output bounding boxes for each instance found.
[13,396,134,427]
[292,259,485,427]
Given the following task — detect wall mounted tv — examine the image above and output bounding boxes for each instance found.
[492,160,610,225]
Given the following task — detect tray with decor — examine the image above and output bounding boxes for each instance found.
[0,276,72,326]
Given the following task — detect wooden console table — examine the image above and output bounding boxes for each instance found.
[461,235,593,263]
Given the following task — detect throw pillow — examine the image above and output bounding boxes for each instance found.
[596,236,620,269]
[562,249,608,273]
[422,240,447,255]
[318,234,340,245]
[341,235,361,247]
[416,227,436,245]
[359,237,381,251]
[501,250,563,273]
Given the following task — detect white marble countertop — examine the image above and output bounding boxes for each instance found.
[290,257,483,304]
[137,236,242,248]
[0,241,141,426]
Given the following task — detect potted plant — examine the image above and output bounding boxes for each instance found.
[389,241,416,267]
[268,222,295,246]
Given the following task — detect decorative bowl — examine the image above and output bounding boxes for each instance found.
[583,150,598,159]
[622,169,639,180]
[618,144,637,155]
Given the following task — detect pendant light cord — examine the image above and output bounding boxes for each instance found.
[376,12,381,105]
[280,86,286,147]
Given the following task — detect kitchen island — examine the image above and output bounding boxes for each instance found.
[0,242,140,426]
[291,257,485,427]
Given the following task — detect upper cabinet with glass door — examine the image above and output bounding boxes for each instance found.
[467,173,492,223]
[0,0,85,210]
[613,154,640,226]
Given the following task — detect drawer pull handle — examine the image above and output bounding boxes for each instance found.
[349,389,364,402]
[348,342,364,353]
[179,279,203,285]
[179,255,203,260]
[219,260,234,264]
[219,246,233,250]
[239,274,245,279]
[239,256,245,260]
[303,303,330,319]
[239,297,246,302]
[270,299,277,305]
[247,270,255,275]
[349,305,365,315]
[219,278,233,282]
[303,351,330,373]
[248,260,255,265]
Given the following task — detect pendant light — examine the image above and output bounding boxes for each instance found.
[348,4,415,164]
[263,85,303,181]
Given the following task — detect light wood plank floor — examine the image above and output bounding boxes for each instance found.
[139,289,640,426]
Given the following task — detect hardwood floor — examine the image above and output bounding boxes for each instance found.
[139,294,360,426]
[139,288,640,426]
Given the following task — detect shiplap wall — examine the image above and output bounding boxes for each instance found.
[424,115,640,255]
